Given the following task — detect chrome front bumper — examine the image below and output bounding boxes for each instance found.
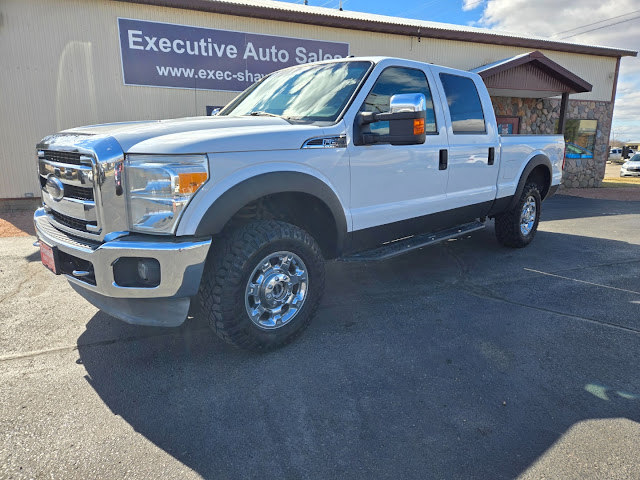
[34,208,211,326]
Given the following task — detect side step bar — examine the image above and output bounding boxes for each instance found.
[341,221,486,262]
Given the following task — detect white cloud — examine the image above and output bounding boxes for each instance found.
[474,0,640,142]
[462,0,483,11]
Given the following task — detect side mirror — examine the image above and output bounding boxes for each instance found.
[389,93,427,113]
[356,93,427,146]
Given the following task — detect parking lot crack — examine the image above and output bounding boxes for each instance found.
[0,327,210,363]
[523,267,640,295]
[443,243,471,283]
[528,257,640,277]
[0,262,42,305]
[461,284,640,336]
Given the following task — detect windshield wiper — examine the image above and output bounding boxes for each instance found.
[246,111,283,118]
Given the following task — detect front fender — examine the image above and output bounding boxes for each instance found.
[181,170,348,248]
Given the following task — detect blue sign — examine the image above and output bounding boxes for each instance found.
[118,18,350,92]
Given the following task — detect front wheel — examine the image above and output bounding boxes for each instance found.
[494,182,542,248]
[198,220,325,351]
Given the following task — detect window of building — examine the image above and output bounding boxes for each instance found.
[496,116,520,135]
[439,73,486,134]
[360,67,437,135]
[561,119,597,158]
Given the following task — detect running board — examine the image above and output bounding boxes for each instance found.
[341,221,486,262]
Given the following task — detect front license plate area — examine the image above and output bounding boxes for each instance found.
[40,241,60,275]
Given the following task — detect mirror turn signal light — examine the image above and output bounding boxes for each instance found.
[413,118,425,135]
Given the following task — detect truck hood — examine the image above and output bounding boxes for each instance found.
[63,116,327,154]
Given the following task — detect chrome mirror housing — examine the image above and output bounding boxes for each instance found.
[356,93,427,146]
[390,93,426,113]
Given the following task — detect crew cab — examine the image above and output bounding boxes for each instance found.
[34,57,564,350]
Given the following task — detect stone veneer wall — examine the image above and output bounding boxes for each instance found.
[491,97,614,188]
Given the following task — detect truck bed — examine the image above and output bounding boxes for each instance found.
[496,134,565,200]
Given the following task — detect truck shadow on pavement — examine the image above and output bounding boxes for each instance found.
[76,215,640,479]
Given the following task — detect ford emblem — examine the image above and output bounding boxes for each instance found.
[45,176,65,201]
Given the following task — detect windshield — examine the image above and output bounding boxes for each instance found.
[220,61,372,124]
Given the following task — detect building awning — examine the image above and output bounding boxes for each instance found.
[471,51,593,98]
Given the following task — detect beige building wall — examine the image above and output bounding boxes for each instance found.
[0,0,618,198]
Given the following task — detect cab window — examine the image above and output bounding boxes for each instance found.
[439,73,486,134]
[360,67,437,135]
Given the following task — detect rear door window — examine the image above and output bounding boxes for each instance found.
[439,73,486,134]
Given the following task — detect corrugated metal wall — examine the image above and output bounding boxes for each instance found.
[0,0,618,198]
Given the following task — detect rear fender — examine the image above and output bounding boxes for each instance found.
[508,155,552,208]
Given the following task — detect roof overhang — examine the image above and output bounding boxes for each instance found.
[472,51,593,98]
[116,0,637,58]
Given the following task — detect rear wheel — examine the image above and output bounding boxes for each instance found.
[198,220,325,350]
[495,182,542,248]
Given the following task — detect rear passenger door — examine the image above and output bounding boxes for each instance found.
[435,71,499,218]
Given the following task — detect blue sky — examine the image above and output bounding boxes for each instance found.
[318,0,482,24]
[278,0,482,24]
[279,0,640,142]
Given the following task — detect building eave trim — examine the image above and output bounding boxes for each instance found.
[116,0,638,58]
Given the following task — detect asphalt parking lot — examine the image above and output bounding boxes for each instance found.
[1,194,640,480]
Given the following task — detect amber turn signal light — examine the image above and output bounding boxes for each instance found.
[177,172,208,194]
[413,118,425,135]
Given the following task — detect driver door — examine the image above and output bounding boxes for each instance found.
[348,66,449,248]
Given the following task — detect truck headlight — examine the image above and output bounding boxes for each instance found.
[125,154,209,234]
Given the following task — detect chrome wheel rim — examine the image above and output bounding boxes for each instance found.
[244,251,309,330]
[520,196,537,236]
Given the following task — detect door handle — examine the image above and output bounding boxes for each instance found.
[439,149,448,170]
[488,147,495,166]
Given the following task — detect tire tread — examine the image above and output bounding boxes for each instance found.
[198,220,325,350]
[495,182,541,248]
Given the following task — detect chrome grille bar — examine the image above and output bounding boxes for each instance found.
[37,134,127,241]
[39,159,93,187]
[38,147,100,237]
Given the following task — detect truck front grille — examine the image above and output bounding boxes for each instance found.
[43,150,81,165]
[51,210,98,232]
[39,148,100,237]
[61,184,94,201]
[39,176,94,201]
[41,150,84,166]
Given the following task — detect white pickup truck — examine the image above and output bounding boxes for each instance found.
[34,56,564,350]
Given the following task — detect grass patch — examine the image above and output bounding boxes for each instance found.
[601,177,640,188]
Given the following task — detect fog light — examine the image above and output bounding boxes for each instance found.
[113,257,161,287]
[138,259,160,283]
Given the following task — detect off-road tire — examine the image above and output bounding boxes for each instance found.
[198,220,325,351]
[494,182,542,248]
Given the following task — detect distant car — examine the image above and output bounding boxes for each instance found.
[565,142,593,159]
[609,147,635,163]
[610,148,622,161]
[620,154,640,177]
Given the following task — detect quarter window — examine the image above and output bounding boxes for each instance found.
[439,73,486,134]
[361,67,437,135]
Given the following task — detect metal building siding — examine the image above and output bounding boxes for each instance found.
[0,0,618,198]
